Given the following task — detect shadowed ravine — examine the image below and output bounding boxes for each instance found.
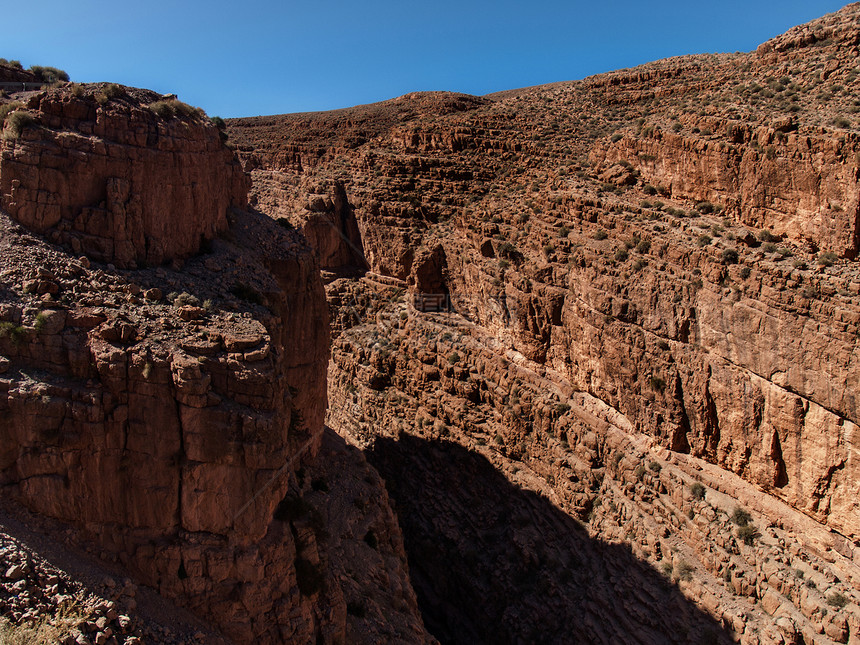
[366,435,732,645]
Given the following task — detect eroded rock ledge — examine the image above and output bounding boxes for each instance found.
[0,83,432,644]
[0,84,248,268]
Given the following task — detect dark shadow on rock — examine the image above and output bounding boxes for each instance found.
[365,435,733,645]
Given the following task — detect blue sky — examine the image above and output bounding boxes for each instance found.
[3,1,848,118]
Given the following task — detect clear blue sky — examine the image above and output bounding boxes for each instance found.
[3,1,848,118]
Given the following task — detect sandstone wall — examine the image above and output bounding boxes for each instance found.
[0,207,336,642]
[0,86,248,268]
[591,127,860,257]
[0,83,434,644]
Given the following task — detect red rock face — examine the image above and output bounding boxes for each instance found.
[228,13,860,639]
[0,82,433,644]
[0,208,334,642]
[591,127,860,258]
[0,85,248,268]
[227,5,860,544]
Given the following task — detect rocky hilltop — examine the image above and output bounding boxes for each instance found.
[0,82,431,643]
[227,4,860,643]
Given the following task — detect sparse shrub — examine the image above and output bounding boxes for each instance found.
[558,226,570,238]
[634,464,647,480]
[689,482,706,500]
[737,524,760,546]
[210,115,226,129]
[648,461,662,473]
[28,65,69,83]
[817,251,837,267]
[695,201,715,214]
[498,241,519,260]
[33,312,48,334]
[448,351,460,364]
[614,247,628,262]
[660,561,674,577]
[149,100,176,119]
[721,249,739,264]
[762,242,777,253]
[740,266,751,279]
[649,376,665,392]
[593,229,608,241]
[0,321,27,346]
[2,109,35,139]
[636,239,651,254]
[731,507,752,526]
[148,99,205,121]
[758,229,778,243]
[0,601,91,644]
[792,259,807,270]
[675,561,694,582]
[173,292,200,307]
[697,234,712,247]
[827,592,848,609]
[643,184,657,195]
[0,101,24,124]
[103,83,122,99]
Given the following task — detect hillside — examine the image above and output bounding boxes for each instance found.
[227,4,860,643]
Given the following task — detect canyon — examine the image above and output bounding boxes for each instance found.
[1,3,860,644]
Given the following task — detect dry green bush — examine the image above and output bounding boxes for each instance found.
[1,109,35,139]
[148,99,206,121]
[0,601,89,644]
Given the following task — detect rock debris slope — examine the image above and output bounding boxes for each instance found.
[228,4,860,643]
[0,82,431,643]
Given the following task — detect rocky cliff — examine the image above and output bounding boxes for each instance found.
[229,4,860,643]
[1,85,248,268]
[0,84,431,643]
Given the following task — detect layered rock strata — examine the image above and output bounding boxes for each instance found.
[229,4,860,642]
[0,85,248,268]
[0,84,431,643]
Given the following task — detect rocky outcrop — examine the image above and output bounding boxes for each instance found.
[248,174,366,271]
[591,127,860,257]
[231,4,860,642]
[0,85,248,268]
[326,277,860,644]
[0,83,432,644]
[0,206,333,642]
